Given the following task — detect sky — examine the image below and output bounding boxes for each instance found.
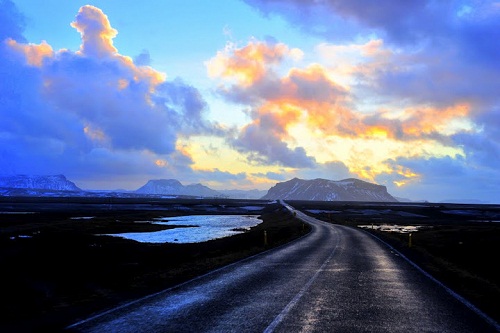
[1,0,499,203]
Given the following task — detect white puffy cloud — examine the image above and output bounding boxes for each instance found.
[0,4,224,189]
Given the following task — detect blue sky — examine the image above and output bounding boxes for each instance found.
[1,0,499,203]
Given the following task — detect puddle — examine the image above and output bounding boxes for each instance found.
[306,209,341,214]
[358,224,424,233]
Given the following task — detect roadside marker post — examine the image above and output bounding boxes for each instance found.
[264,230,268,247]
[409,233,412,248]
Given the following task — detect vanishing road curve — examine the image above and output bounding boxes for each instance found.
[68,203,499,332]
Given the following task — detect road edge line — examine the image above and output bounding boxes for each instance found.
[67,216,312,329]
[364,230,500,332]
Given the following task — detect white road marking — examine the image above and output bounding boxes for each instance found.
[264,211,339,332]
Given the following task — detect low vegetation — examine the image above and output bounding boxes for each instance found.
[288,200,500,324]
[2,198,499,330]
[0,198,309,332]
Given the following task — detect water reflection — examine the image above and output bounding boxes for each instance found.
[358,224,424,233]
[105,215,262,243]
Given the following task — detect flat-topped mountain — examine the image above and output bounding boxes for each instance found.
[135,179,222,197]
[261,178,397,202]
[0,174,81,192]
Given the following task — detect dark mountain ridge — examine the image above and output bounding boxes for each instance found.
[261,177,397,202]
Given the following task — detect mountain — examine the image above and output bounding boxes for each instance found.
[441,199,490,204]
[261,178,397,202]
[0,174,81,192]
[219,189,268,200]
[394,196,413,202]
[135,179,222,197]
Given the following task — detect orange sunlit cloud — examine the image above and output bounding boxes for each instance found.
[71,5,118,58]
[6,39,54,67]
[83,125,107,142]
[4,4,187,163]
[211,40,473,143]
[208,39,475,183]
[6,5,166,95]
[207,39,302,86]
[400,103,471,137]
[155,159,168,167]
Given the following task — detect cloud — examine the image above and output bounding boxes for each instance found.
[6,39,53,66]
[380,155,500,203]
[0,0,25,42]
[233,3,500,200]
[196,168,246,181]
[208,40,319,168]
[0,4,220,189]
[232,110,317,168]
[208,39,474,174]
[207,39,301,87]
[70,5,118,58]
[244,0,499,47]
[134,50,151,66]
[452,107,500,170]
[246,1,500,107]
[252,171,287,181]
[296,161,355,181]
[243,1,499,106]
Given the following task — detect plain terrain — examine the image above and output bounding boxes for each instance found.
[0,197,499,331]
[0,198,307,332]
[288,200,500,324]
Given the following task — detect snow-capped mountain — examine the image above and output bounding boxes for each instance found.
[0,174,81,192]
[135,179,222,197]
[261,178,397,202]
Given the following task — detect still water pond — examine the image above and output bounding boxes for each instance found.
[105,215,262,244]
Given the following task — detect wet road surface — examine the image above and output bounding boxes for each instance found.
[68,206,499,332]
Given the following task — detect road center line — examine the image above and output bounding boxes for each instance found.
[264,220,339,333]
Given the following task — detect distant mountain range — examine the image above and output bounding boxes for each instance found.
[0,174,397,202]
[135,179,267,199]
[0,175,264,199]
[262,178,397,202]
[136,179,221,197]
[0,174,81,192]
[219,189,268,200]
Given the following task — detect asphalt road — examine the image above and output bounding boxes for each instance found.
[68,206,499,332]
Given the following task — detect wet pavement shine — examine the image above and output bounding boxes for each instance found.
[68,206,499,332]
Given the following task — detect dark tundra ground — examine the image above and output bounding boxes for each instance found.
[0,197,308,332]
[0,197,499,331]
[288,200,500,325]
